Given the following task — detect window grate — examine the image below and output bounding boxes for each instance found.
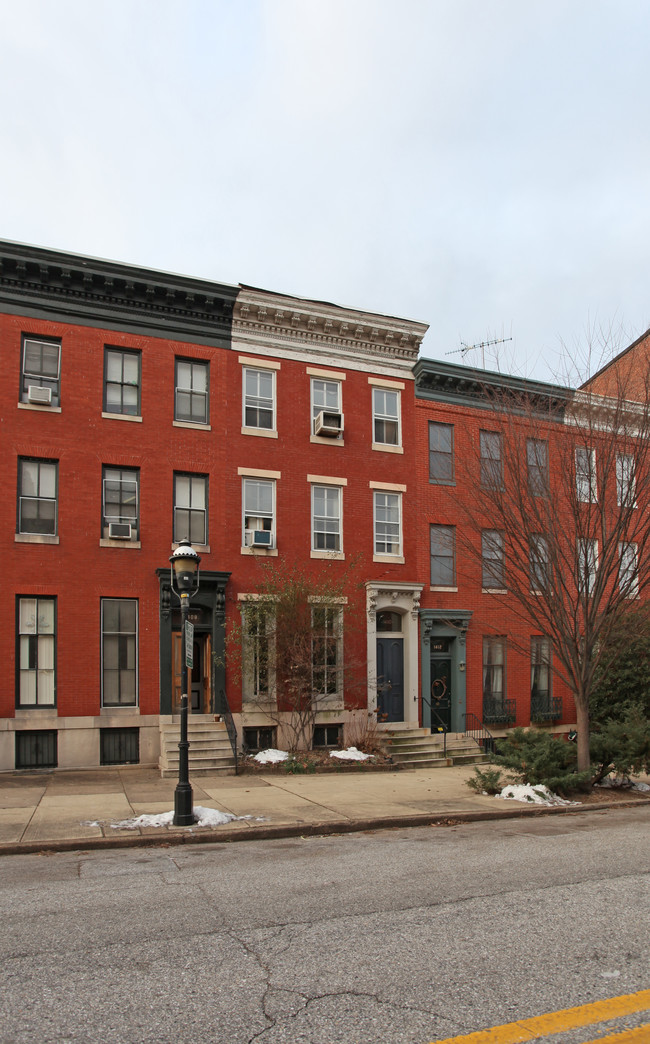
[15,730,57,769]
[100,727,140,765]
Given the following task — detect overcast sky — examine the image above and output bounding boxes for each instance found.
[2,0,649,380]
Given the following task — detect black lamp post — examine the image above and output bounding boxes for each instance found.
[169,539,201,826]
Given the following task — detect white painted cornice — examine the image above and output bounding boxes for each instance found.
[234,286,428,377]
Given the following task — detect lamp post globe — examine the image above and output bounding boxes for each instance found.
[169,539,201,826]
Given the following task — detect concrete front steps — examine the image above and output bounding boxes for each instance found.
[159,716,237,777]
[380,726,490,769]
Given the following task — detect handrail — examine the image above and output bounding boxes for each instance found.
[421,693,448,758]
[216,689,239,775]
[464,712,496,755]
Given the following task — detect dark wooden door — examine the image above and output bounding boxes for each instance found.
[377,638,404,722]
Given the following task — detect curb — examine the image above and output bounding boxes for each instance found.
[2,795,648,857]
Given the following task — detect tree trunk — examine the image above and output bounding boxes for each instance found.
[575,698,591,773]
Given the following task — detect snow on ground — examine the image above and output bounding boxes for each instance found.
[252,748,288,764]
[497,783,579,806]
[110,806,256,830]
[330,746,374,761]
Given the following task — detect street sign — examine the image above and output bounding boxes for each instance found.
[185,619,194,668]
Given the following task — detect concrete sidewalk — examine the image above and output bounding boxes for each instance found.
[1,764,648,856]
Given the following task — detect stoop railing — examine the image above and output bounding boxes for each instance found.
[464,712,496,755]
[422,694,448,757]
[216,689,239,775]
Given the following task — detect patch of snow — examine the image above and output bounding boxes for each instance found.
[633,781,650,792]
[110,806,251,830]
[330,746,374,761]
[497,783,579,806]
[252,748,289,764]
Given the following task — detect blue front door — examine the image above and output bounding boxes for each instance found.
[377,637,404,722]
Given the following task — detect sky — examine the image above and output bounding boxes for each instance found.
[2,0,650,381]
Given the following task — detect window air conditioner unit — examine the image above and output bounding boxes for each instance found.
[314,410,343,437]
[250,529,273,548]
[28,385,52,405]
[109,522,132,540]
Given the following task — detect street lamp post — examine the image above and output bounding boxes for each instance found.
[169,539,201,826]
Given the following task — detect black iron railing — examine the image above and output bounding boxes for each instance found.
[422,693,448,757]
[482,697,516,725]
[216,689,239,775]
[463,712,496,755]
[530,695,563,722]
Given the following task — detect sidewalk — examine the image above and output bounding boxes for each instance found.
[1,764,648,856]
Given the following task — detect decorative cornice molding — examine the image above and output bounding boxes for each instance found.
[0,240,238,347]
[414,358,571,416]
[235,287,428,373]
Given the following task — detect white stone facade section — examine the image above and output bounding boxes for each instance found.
[365,582,423,728]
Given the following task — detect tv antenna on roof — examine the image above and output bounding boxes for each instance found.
[446,336,512,368]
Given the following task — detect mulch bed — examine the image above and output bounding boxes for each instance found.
[239,749,396,774]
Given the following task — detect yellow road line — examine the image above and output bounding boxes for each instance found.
[583,1024,650,1043]
[429,989,650,1044]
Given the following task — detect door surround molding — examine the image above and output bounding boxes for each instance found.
[366,582,423,726]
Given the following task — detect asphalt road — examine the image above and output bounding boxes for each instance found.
[1,806,649,1043]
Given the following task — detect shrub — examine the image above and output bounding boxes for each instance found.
[465,766,504,794]
[492,727,588,794]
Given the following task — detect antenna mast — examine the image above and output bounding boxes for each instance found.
[446,336,512,368]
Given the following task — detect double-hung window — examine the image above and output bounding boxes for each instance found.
[618,541,639,598]
[18,458,58,535]
[101,599,138,706]
[104,348,141,416]
[243,477,275,548]
[244,367,275,430]
[311,605,342,699]
[577,537,598,596]
[372,387,401,447]
[527,439,548,496]
[482,529,505,589]
[374,491,402,556]
[480,431,503,489]
[241,604,272,703]
[17,597,56,706]
[311,377,343,437]
[174,473,207,546]
[530,636,552,705]
[529,534,550,593]
[575,447,597,502]
[430,525,456,586]
[175,358,209,424]
[616,453,636,508]
[429,422,454,483]
[312,484,342,553]
[102,467,139,542]
[482,636,510,721]
[21,337,61,406]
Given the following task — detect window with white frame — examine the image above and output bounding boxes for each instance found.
[577,537,598,595]
[17,597,56,706]
[18,458,58,535]
[372,387,400,446]
[174,473,207,545]
[616,453,636,508]
[575,446,597,502]
[175,358,209,424]
[312,485,342,552]
[482,529,505,589]
[102,467,139,541]
[530,636,551,702]
[101,598,138,706]
[311,378,342,435]
[311,605,342,699]
[527,439,549,496]
[374,491,402,555]
[618,541,639,598]
[104,348,141,416]
[21,337,61,406]
[529,534,550,593]
[243,367,275,430]
[430,525,456,586]
[483,636,506,709]
[243,478,275,548]
[242,605,272,702]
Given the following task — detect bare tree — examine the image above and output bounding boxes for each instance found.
[449,354,650,774]
[227,560,366,752]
